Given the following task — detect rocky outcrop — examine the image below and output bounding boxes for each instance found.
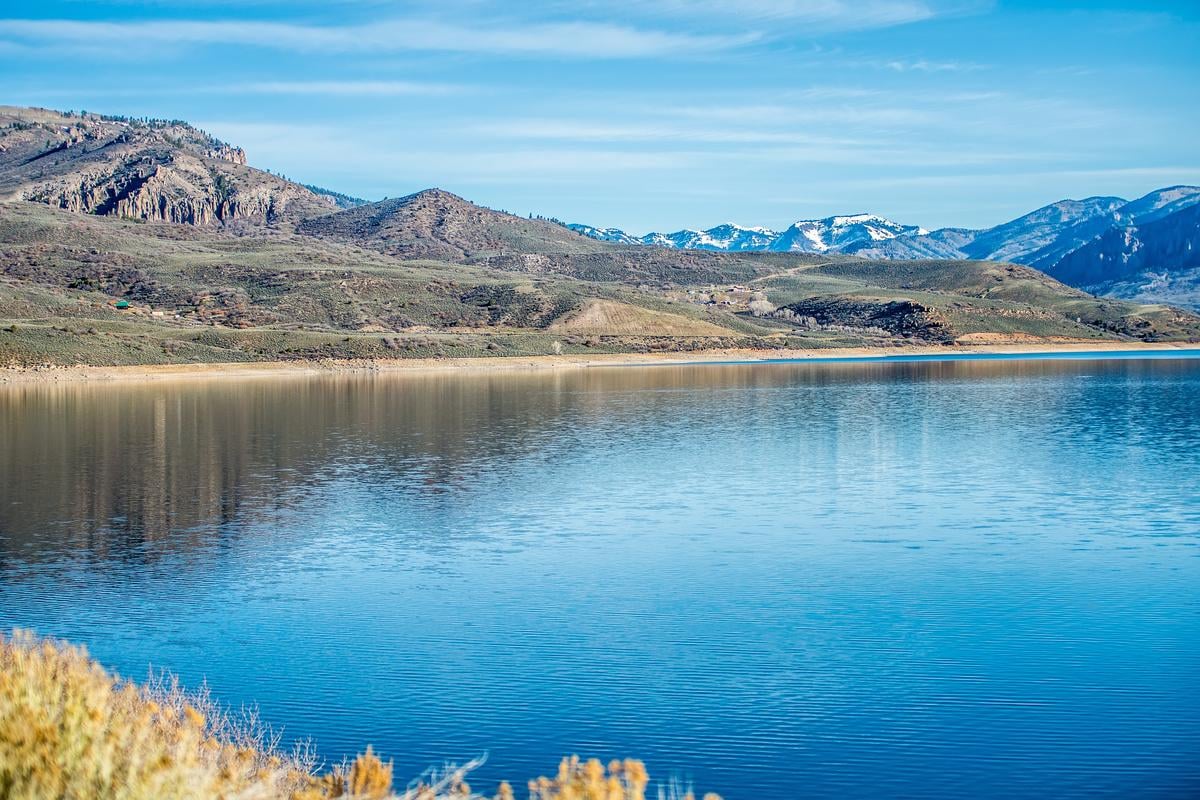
[0,106,331,227]
[776,298,953,341]
[27,159,329,225]
[206,145,247,165]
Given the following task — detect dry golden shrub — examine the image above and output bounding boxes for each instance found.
[1,631,719,800]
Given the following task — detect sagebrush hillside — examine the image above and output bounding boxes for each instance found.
[0,104,1198,369]
[2,200,1195,369]
[297,189,604,260]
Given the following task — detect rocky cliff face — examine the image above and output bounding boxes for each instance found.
[0,106,331,226]
[25,155,328,225]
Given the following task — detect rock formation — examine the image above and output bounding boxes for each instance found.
[0,106,332,227]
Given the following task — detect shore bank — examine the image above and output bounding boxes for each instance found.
[2,340,1198,385]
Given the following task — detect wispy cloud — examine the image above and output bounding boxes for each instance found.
[551,0,987,30]
[881,58,986,72]
[233,80,464,96]
[835,166,1200,190]
[196,120,701,179]
[0,18,760,58]
[1,80,466,99]
[636,0,939,27]
[475,119,880,145]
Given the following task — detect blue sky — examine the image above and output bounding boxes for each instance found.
[1,1,1198,231]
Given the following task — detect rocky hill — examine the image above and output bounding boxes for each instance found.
[294,188,829,286]
[296,188,604,260]
[0,106,334,227]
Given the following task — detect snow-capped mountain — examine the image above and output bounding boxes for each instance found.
[567,214,924,254]
[1046,202,1200,300]
[1025,186,1200,272]
[567,222,778,251]
[569,186,1199,269]
[565,224,642,245]
[657,224,779,251]
[844,227,975,260]
[842,188,1200,268]
[1110,185,1200,225]
[598,189,1200,307]
[961,196,1127,264]
[768,214,927,253]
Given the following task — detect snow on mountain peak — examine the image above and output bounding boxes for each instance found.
[573,213,925,253]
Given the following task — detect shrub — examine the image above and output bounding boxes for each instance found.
[0,632,720,800]
[528,757,719,800]
[0,629,316,800]
[748,299,776,317]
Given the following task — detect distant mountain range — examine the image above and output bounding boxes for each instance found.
[570,214,927,254]
[570,186,1200,309]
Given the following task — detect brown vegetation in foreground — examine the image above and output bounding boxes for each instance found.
[0,631,719,800]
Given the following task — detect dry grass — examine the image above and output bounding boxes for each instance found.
[549,300,737,337]
[0,631,720,800]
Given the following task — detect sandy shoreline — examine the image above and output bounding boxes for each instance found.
[2,341,1198,384]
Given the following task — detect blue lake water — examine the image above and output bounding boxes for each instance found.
[2,354,1199,798]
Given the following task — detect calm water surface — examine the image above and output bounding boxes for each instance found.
[2,356,1199,798]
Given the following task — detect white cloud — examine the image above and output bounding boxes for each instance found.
[1,80,465,99]
[834,166,1200,189]
[881,58,986,72]
[233,81,464,96]
[640,0,938,27]
[552,0,985,30]
[0,18,760,58]
[474,119,877,145]
[194,121,700,178]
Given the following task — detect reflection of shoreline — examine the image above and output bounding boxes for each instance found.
[2,350,1196,570]
[3,341,1198,385]
[0,367,649,563]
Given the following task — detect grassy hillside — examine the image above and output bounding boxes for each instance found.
[757,258,1200,342]
[0,630,715,800]
[0,201,797,366]
[297,189,606,260]
[2,200,1198,368]
[295,188,820,286]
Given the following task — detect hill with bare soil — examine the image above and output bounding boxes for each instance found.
[296,188,602,259]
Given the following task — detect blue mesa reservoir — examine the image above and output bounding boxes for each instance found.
[1,355,1198,798]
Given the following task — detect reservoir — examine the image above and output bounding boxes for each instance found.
[1,355,1198,798]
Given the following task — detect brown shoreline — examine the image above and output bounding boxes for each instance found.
[2,341,1197,385]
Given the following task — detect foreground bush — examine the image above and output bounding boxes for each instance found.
[0,631,719,800]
